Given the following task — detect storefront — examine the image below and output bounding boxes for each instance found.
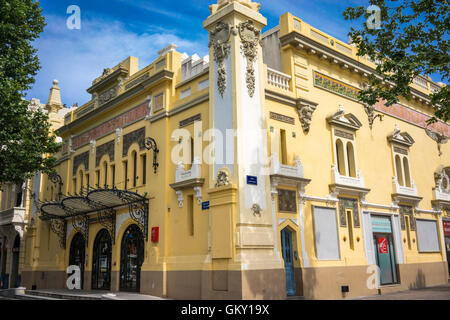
[444,220,450,277]
[371,215,399,285]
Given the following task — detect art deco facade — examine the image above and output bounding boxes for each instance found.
[8,0,450,299]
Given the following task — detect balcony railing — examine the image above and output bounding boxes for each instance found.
[270,153,304,178]
[267,68,291,91]
[331,164,366,189]
[0,207,26,226]
[392,176,419,197]
[175,157,202,183]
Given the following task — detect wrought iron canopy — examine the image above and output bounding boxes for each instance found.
[40,187,148,220]
[40,187,150,248]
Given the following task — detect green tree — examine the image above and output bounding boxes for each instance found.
[344,0,449,123]
[0,0,60,184]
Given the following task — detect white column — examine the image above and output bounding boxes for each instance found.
[298,196,310,267]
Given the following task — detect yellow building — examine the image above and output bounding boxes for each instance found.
[18,0,450,299]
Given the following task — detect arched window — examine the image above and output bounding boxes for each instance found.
[336,139,346,176]
[395,155,404,186]
[346,142,356,178]
[103,161,108,188]
[132,151,137,188]
[79,171,84,194]
[403,157,411,188]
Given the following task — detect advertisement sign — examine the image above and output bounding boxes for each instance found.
[378,237,389,254]
[443,220,450,237]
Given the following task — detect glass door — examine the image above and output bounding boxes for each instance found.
[281,228,295,296]
[373,234,398,285]
[92,229,112,290]
[120,225,144,292]
[69,233,85,289]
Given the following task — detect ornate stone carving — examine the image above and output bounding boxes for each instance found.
[363,104,384,129]
[238,20,261,98]
[296,101,317,133]
[73,151,89,175]
[209,22,232,98]
[98,85,119,106]
[425,128,448,156]
[215,170,231,187]
[90,140,96,154]
[116,128,122,144]
[95,140,115,167]
[252,203,262,216]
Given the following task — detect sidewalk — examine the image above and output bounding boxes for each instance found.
[354,284,450,300]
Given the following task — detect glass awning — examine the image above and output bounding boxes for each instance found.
[40,187,148,220]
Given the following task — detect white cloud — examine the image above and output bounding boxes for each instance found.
[27,14,207,107]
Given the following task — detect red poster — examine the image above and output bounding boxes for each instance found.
[443,221,450,237]
[378,237,389,254]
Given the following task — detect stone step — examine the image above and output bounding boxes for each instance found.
[25,290,101,301]
[14,293,63,300]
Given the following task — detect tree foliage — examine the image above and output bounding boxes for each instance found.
[344,0,449,123]
[0,0,60,184]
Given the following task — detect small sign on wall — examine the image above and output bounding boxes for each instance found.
[202,201,210,211]
[247,176,258,185]
[378,237,388,254]
[151,227,159,243]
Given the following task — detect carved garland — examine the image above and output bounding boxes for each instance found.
[215,170,231,188]
[238,20,261,98]
[209,22,232,98]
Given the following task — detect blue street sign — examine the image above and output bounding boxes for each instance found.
[247,176,258,185]
[202,201,210,211]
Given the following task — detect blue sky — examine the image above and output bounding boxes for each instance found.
[27,0,374,107]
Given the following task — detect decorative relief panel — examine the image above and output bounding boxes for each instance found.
[335,129,354,141]
[339,198,360,228]
[239,20,261,98]
[394,146,408,156]
[95,140,115,167]
[180,114,202,128]
[73,151,90,175]
[269,112,295,125]
[399,205,416,231]
[71,102,149,150]
[122,127,146,156]
[209,21,232,98]
[125,73,150,90]
[278,189,297,213]
[98,85,119,106]
[314,71,360,101]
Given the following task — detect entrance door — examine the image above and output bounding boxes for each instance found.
[445,236,450,276]
[120,224,144,292]
[373,234,398,285]
[281,228,295,296]
[69,233,85,289]
[10,235,20,288]
[92,229,112,290]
